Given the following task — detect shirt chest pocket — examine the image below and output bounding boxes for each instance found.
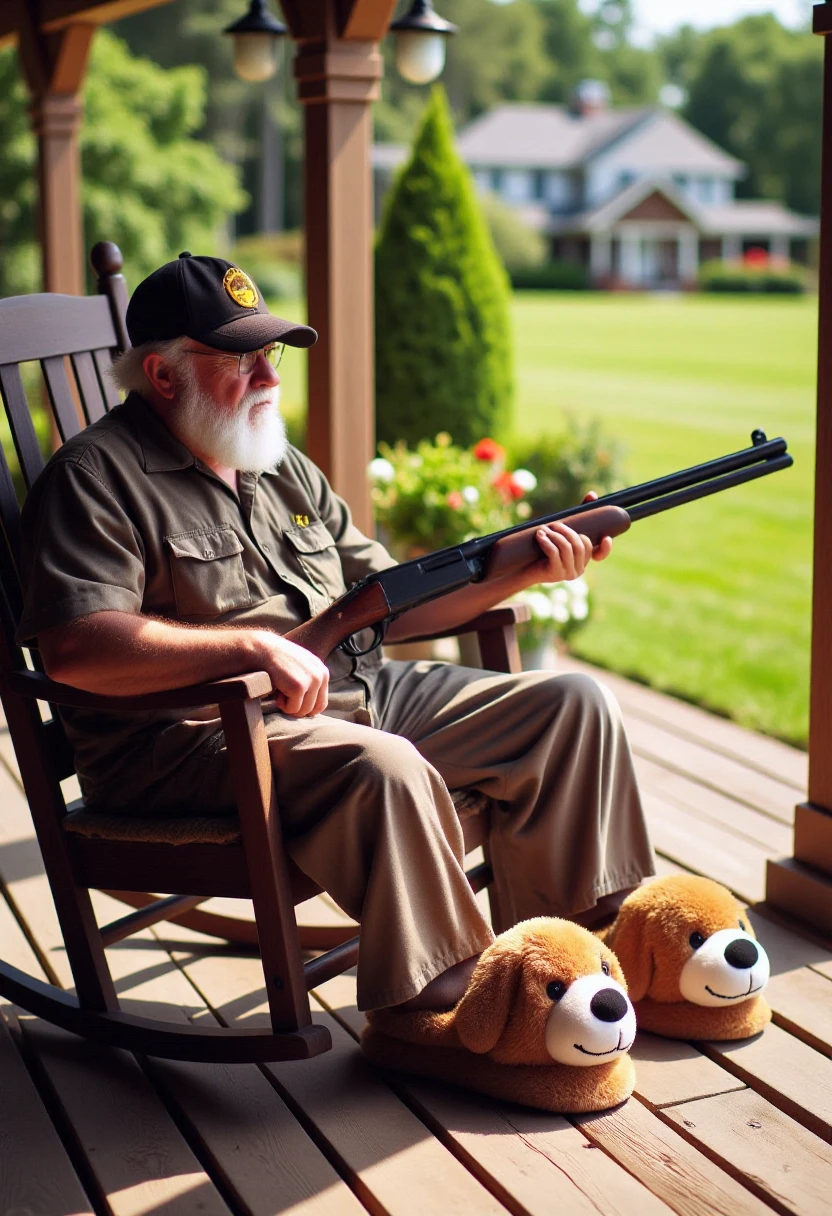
[283,520,345,601]
[165,526,252,618]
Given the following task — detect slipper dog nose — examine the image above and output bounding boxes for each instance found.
[590,988,629,1023]
[724,939,759,970]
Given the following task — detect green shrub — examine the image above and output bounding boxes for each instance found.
[476,191,547,277]
[375,87,514,449]
[511,261,590,291]
[698,259,809,295]
[509,417,626,517]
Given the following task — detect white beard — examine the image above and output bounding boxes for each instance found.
[173,376,288,473]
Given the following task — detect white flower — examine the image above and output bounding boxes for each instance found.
[368,457,395,483]
[527,591,554,621]
[512,468,538,493]
[552,586,570,624]
[461,485,480,504]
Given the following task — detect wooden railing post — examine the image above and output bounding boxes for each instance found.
[284,0,397,533]
[766,3,832,930]
[18,19,95,295]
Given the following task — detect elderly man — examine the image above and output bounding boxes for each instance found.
[17,254,654,1015]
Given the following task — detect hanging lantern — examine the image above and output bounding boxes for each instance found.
[390,0,458,85]
[224,0,287,83]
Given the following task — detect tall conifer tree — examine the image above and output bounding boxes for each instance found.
[375,87,513,449]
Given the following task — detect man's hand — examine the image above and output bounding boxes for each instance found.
[526,490,613,587]
[251,630,329,717]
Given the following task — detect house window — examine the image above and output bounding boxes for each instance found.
[698,178,716,204]
[502,171,533,203]
[673,174,688,193]
[618,171,635,191]
[491,169,503,193]
[473,171,491,193]
[545,173,570,209]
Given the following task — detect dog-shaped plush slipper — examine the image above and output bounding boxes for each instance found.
[360,917,635,1113]
[604,874,772,1040]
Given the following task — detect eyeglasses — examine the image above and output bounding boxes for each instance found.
[184,342,285,376]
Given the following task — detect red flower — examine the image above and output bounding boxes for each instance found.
[743,246,769,268]
[493,471,525,501]
[447,490,464,509]
[473,437,505,463]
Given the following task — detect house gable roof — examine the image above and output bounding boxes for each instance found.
[455,104,744,178]
[553,176,700,233]
[455,104,650,169]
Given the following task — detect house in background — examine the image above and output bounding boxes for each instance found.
[372,82,817,289]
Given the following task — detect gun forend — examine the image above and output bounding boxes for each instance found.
[486,505,632,579]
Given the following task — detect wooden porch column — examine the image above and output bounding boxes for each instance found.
[18,20,95,294]
[282,1,396,532]
[766,3,832,930]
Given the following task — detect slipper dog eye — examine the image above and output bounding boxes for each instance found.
[547,980,567,1002]
[689,931,706,950]
[601,960,611,976]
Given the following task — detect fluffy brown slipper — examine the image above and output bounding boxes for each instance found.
[604,875,772,1041]
[361,918,636,1113]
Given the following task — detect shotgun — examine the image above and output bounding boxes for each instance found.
[286,430,792,661]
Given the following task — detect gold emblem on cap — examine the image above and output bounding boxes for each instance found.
[223,267,258,309]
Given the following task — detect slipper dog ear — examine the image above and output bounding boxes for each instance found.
[454,940,522,1055]
[606,903,655,1002]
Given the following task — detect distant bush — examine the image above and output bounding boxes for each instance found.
[230,231,304,301]
[375,87,513,449]
[476,191,547,277]
[511,261,590,291]
[508,417,626,517]
[698,258,809,295]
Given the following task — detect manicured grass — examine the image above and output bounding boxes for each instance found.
[511,292,816,747]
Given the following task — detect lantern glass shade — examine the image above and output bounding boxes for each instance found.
[232,31,278,82]
[394,30,447,85]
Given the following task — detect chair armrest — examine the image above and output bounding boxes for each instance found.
[401,602,530,645]
[4,668,273,711]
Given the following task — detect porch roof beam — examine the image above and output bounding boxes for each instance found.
[0,0,170,46]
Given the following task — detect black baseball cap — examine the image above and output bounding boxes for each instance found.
[126,252,317,352]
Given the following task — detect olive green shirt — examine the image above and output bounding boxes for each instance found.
[16,392,396,809]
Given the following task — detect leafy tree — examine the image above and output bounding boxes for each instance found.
[663,14,822,215]
[115,0,303,232]
[0,29,246,296]
[530,0,660,105]
[375,87,513,449]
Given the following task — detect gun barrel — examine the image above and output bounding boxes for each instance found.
[627,452,794,522]
[602,435,788,512]
[460,432,790,562]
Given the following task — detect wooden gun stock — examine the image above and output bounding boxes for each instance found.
[486,505,632,578]
[285,580,390,661]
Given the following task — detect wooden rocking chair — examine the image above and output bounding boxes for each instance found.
[0,242,528,1062]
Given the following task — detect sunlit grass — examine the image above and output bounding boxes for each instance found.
[511,292,816,746]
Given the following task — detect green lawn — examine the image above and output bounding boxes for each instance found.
[511,292,817,747]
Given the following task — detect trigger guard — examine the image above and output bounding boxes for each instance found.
[339,620,388,657]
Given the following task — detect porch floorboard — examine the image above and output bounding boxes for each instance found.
[2,657,831,1216]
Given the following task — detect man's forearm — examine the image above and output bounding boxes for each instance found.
[38,611,267,697]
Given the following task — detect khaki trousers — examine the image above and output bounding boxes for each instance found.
[211,660,654,1011]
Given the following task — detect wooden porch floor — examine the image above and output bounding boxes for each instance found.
[2,658,832,1216]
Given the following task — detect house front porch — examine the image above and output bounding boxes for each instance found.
[2,657,830,1216]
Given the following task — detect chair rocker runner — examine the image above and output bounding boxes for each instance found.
[0,241,528,1062]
